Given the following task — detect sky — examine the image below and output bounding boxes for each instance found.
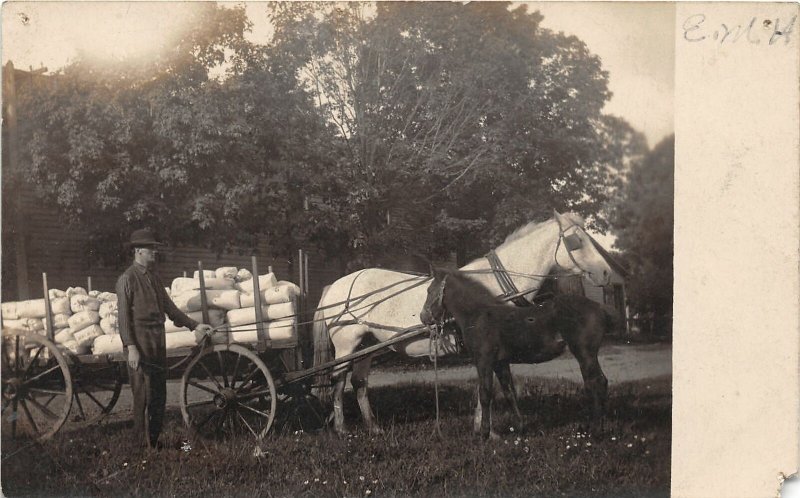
[2,1,675,148]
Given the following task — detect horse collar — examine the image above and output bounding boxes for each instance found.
[486,250,533,307]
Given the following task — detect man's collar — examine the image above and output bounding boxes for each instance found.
[133,262,150,274]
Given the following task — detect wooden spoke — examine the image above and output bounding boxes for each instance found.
[185,400,216,409]
[230,353,242,390]
[11,399,18,439]
[180,344,276,440]
[217,351,229,388]
[237,389,274,402]
[26,396,59,420]
[21,365,62,387]
[197,359,223,392]
[1,331,72,440]
[19,399,40,436]
[73,391,87,420]
[237,402,272,420]
[186,380,218,396]
[236,411,259,439]
[23,347,44,379]
[233,367,260,394]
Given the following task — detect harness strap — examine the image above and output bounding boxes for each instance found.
[486,250,532,307]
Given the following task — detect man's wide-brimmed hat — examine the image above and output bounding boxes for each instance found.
[128,229,164,248]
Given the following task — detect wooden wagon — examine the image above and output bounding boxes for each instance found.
[1,256,429,442]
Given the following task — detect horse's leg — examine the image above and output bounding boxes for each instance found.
[329,323,370,435]
[564,336,608,431]
[351,354,383,435]
[494,362,524,432]
[476,357,498,439]
[473,386,483,434]
[332,372,348,435]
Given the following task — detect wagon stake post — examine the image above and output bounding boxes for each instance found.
[43,273,54,342]
[197,261,210,325]
[252,256,266,350]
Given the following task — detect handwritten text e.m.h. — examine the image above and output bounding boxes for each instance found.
[683,15,796,46]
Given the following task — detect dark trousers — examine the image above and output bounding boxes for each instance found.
[127,361,167,447]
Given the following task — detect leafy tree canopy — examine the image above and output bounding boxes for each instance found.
[13,1,647,269]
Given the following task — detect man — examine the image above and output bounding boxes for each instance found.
[116,229,213,450]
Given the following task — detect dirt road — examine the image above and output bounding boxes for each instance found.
[368,342,672,387]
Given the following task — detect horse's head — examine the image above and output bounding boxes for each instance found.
[553,210,613,287]
[420,267,448,326]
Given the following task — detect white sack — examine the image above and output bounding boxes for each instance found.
[235,268,252,283]
[49,289,66,299]
[73,324,104,347]
[100,316,118,335]
[4,318,45,332]
[215,267,238,280]
[62,339,91,355]
[92,334,123,355]
[172,289,241,312]
[66,287,87,298]
[16,297,71,319]
[165,330,202,350]
[68,310,100,331]
[70,294,101,313]
[235,273,278,294]
[99,301,118,319]
[164,309,226,333]
[2,302,19,320]
[89,290,101,298]
[226,302,295,327]
[172,277,235,295]
[42,313,71,330]
[240,283,299,307]
[97,292,117,303]
[222,319,296,344]
[192,270,216,280]
[54,328,75,344]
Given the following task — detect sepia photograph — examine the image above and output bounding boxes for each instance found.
[0,1,796,497]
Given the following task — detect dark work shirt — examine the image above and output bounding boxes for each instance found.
[116,262,199,351]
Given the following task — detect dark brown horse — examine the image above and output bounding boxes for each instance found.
[420,266,615,438]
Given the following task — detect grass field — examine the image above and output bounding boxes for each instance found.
[1,376,670,497]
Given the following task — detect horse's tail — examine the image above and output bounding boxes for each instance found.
[312,285,333,405]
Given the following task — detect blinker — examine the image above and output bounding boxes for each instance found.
[563,233,583,252]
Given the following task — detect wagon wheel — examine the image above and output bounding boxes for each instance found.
[180,344,277,440]
[68,361,123,427]
[1,330,73,441]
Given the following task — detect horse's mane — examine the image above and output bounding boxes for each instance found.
[503,212,585,245]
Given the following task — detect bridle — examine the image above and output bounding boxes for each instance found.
[486,217,595,307]
[425,274,448,324]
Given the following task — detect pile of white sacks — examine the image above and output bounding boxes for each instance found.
[1,267,300,356]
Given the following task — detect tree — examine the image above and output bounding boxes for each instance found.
[16,3,328,263]
[268,2,643,266]
[610,135,674,336]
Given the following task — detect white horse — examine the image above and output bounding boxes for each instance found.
[312,210,613,434]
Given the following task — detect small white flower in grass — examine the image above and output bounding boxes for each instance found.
[314,478,319,483]
[566,445,571,450]
[611,437,616,441]
[323,481,328,485]
[343,481,348,485]
[627,443,633,448]
[514,441,519,446]
[366,490,372,496]
[509,427,515,432]
[645,450,650,455]
[359,476,365,481]
[641,437,647,443]
[372,480,378,484]
[586,442,591,447]
[303,480,309,485]
[123,462,128,467]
